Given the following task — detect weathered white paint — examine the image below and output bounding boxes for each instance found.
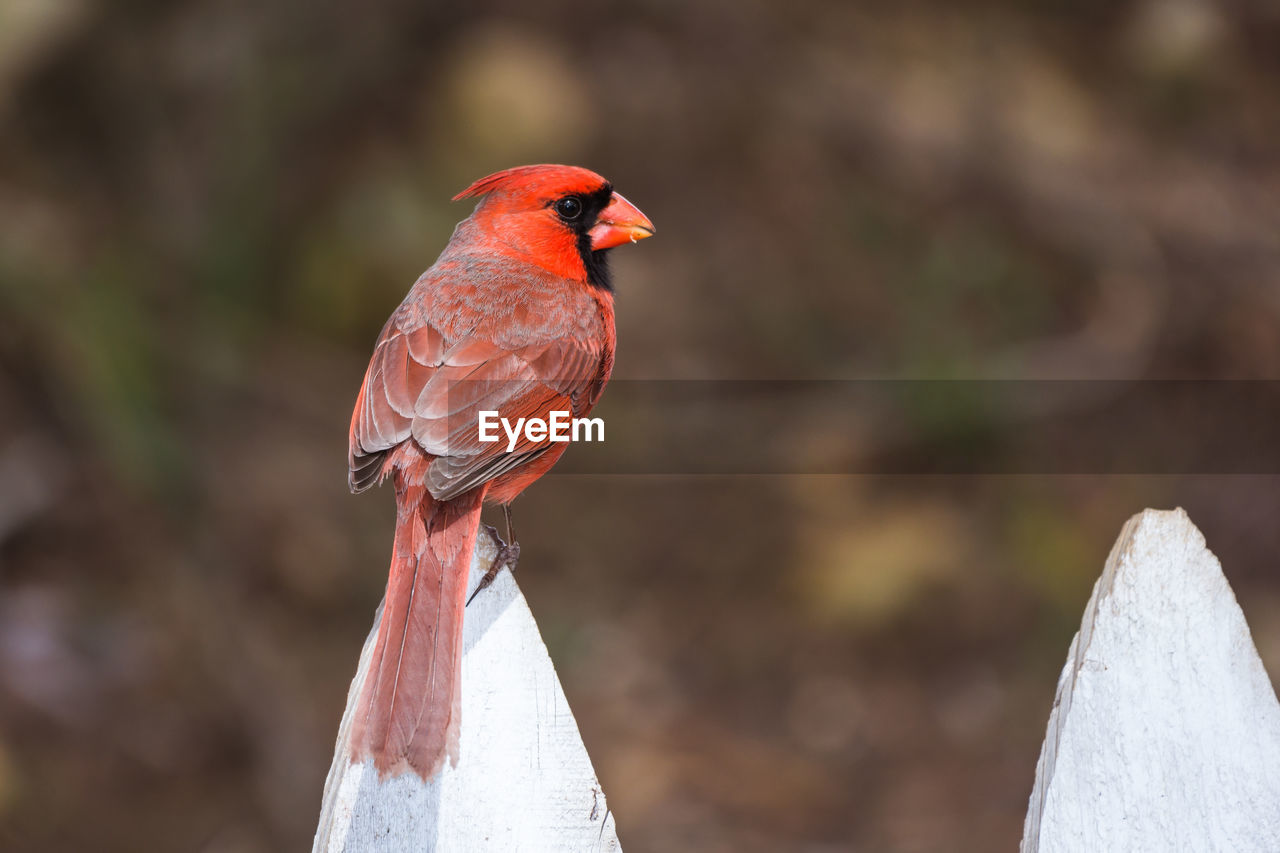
[314,533,621,853]
[1023,508,1280,852]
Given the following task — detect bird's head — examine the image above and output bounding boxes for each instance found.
[453,164,654,291]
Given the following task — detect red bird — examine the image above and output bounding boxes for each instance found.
[347,164,653,779]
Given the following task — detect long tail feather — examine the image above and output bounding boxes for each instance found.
[349,478,486,779]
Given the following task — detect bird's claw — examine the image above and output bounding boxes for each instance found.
[467,524,521,606]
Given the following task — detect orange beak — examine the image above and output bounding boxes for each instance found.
[588,192,655,250]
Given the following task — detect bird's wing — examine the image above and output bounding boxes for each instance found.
[349,310,605,499]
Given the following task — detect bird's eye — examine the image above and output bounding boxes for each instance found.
[555,196,583,220]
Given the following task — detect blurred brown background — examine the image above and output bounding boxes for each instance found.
[2,1,1279,851]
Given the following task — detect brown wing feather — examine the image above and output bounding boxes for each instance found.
[349,309,605,499]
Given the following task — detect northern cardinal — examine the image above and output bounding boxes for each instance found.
[346,164,653,779]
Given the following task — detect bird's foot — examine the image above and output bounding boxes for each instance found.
[466,523,521,606]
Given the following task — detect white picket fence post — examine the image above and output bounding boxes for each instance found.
[1023,508,1280,852]
[315,507,1280,851]
[314,533,621,853]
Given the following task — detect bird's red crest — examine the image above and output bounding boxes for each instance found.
[452,164,609,202]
